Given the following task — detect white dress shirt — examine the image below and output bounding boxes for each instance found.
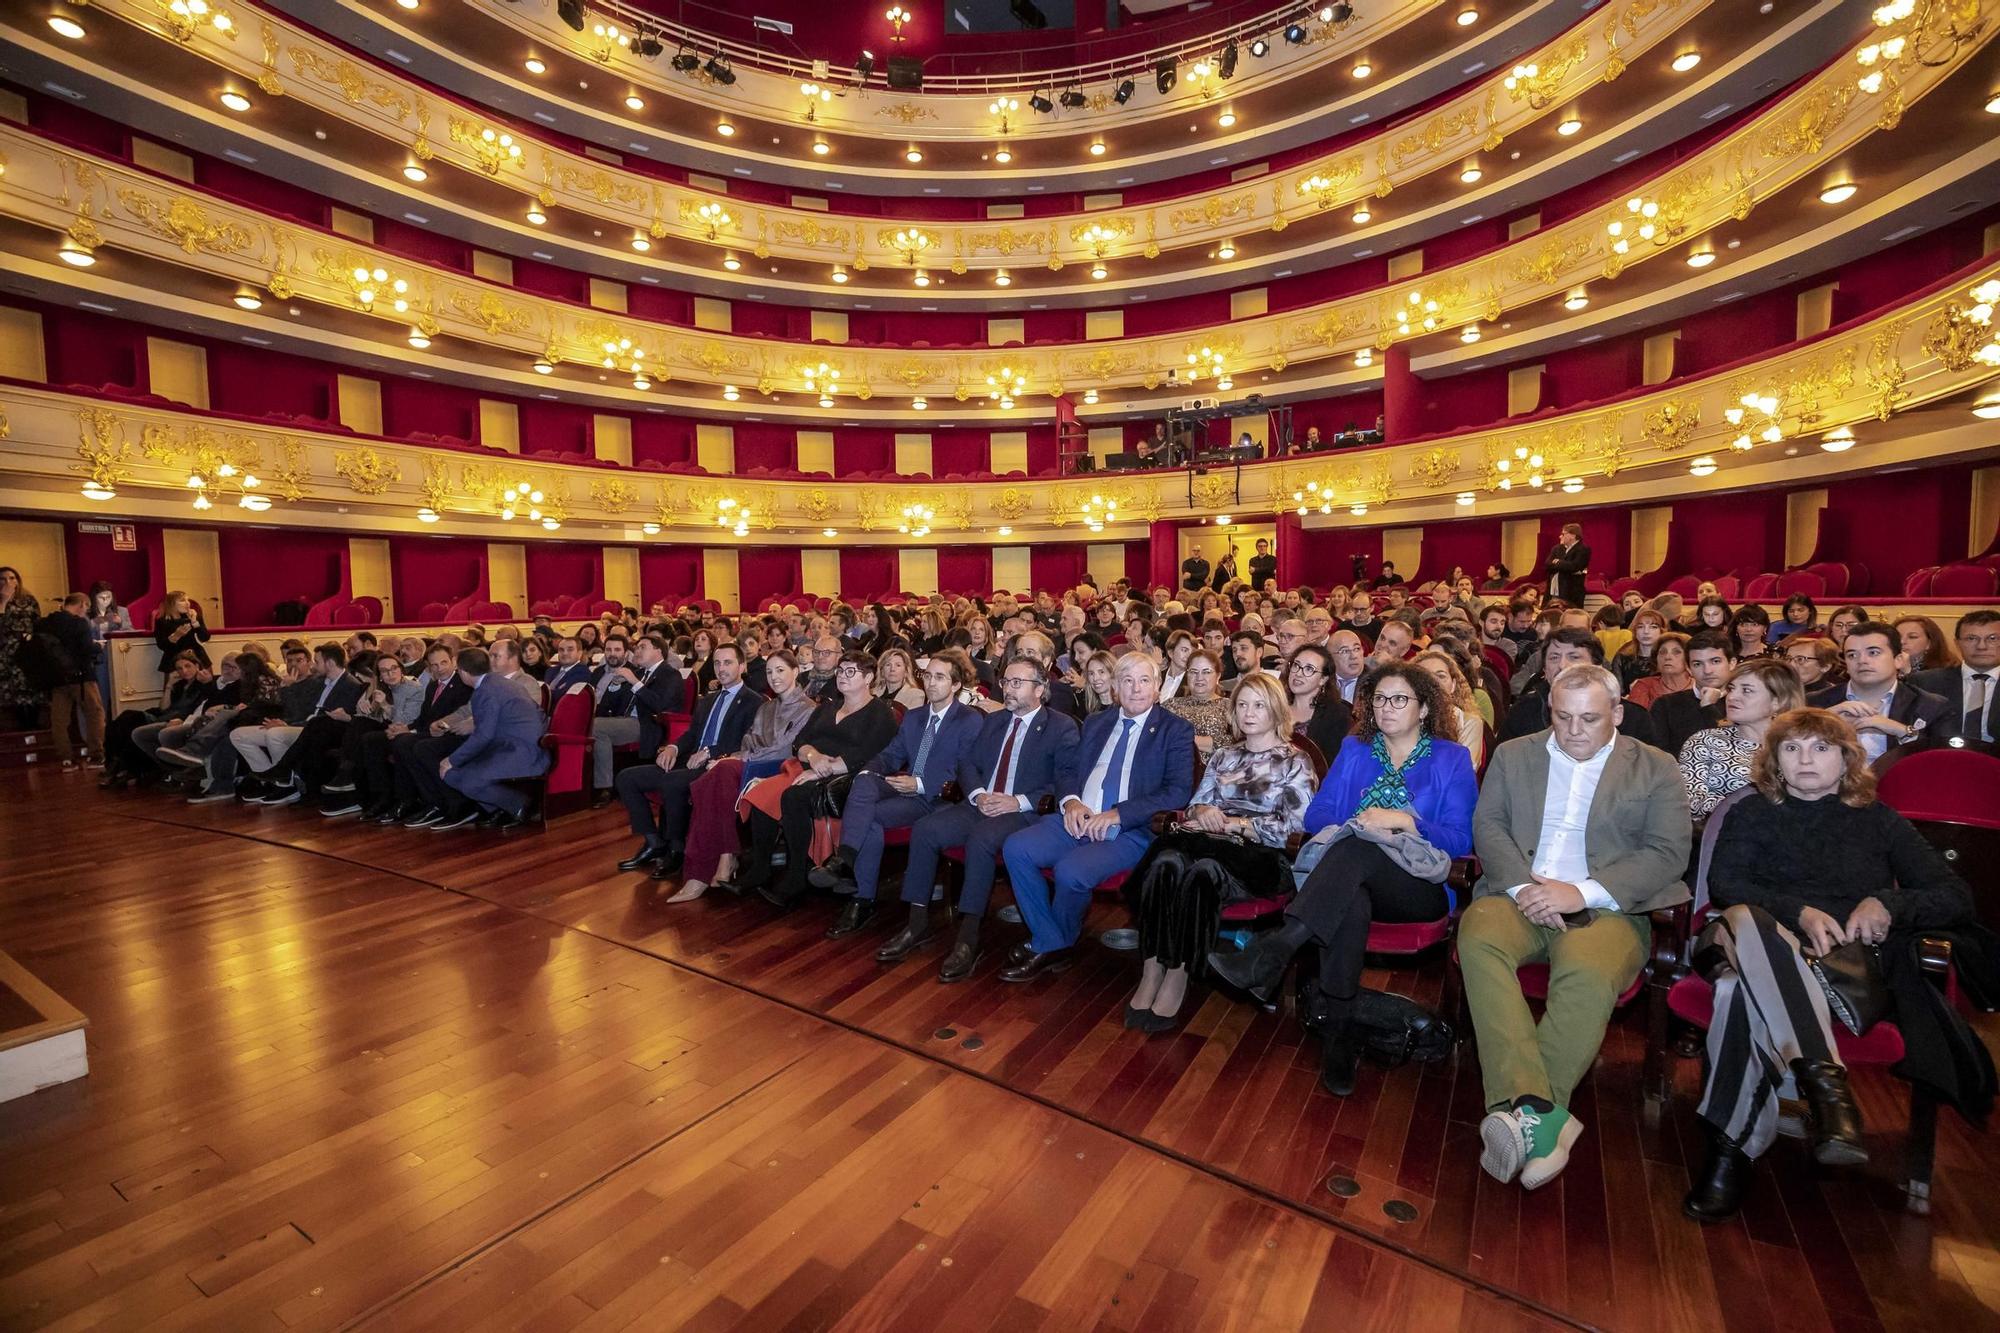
[1081,707,1152,812]
[1507,735,1620,912]
[1955,663,1993,742]
[969,707,1041,813]
[1843,682,1899,761]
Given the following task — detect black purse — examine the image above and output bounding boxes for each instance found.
[1298,982,1455,1067]
[1807,942,1891,1036]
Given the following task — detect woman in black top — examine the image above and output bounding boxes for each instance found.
[1684,708,1976,1223]
[1284,643,1352,763]
[735,651,898,904]
[151,591,212,678]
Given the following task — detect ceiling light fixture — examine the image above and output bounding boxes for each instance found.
[1689,456,1718,476]
[630,232,650,252]
[624,93,644,112]
[1820,426,1856,452]
[1456,6,1479,25]
[913,268,931,288]
[993,268,1011,287]
[1557,115,1582,135]
[80,479,116,501]
[1083,388,1098,404]
[1351,205,1371,224]
[722,254,741,271]
[1818,182,1858,204]
[1216,239,1236,260]
[524,56,546,75]
[407,329,430,349]
[1460,325,1481,343]
[1218,109,1237,128]
[402,163,428,183]
[525,201,547,225]
[218,89,251,113]
[1973,393,2000,420]
[1563,290,1589,311]
[911,396,927,410]
[533,354,554,374]
[811,138,830,156]
[994,144,1013,164]
[716,120,736,137]
[47,14,85,39]
[58,238,95,267]
[1988,93,2000,114]
[723,384,740,401]
[232,290,262,311]
[1687,247,1716,268]
[1455,492,1475,506]
[1459,163,1483,184]
[1352,61,1373,79]
[1090,139,1106,156]
[831,265,849,284]
[1671,50,1702,73]
[904,145,923,163]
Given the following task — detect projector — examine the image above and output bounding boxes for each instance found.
[1183,397,1219,413]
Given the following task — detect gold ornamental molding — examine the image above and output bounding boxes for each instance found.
[57,0,1705,274]
[4,258,1997,536]
[0,0,1990,406]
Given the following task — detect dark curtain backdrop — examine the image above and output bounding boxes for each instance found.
[737,548,803,607]
[524,544,603,603]
[390,536,487,617]
[839,549,901,602]
[218,530,348,627]
[639,546,704,609]
[936,547,992,596]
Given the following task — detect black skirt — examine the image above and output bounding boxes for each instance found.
[1127,828,1293,972]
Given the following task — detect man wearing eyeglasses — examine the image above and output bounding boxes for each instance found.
[1909,609,1999,744]
[1327,630,1368,703]
[999,653,1195,981]
[813,649,984,938]
[873,656,1082,981]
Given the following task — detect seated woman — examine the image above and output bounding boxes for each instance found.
[1413,649,1487,771]
[1159,630,1197,701]
[1613,609,1670,694]
[1768,593,1817,647]
[1207,662,1477,1097]
[1284,643,1352,761]
[1730,606,1772,660]
[875,647,927,712]
[1625,631,1692,711]
[1679,658,1804,818]
[1779,634,1837,690]
[673,651,814,903]
[1685,708,1977,1222]
[1163,649,1232,755]
[732,652,898,904]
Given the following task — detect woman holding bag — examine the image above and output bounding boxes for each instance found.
[1207,662,1477,1096]
[671,651,814,904]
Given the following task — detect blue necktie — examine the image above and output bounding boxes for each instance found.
[1095,718,1136,810]
[912,713,940,788]
[699,689,728,748]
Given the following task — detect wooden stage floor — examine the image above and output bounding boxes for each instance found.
[1,773,1995,1330]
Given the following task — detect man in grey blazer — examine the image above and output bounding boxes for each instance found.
[1460,663,1691,1193]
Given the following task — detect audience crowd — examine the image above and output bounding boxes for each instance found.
[6,560,1996,1224]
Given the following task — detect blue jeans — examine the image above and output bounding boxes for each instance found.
[1000,811,1152,953]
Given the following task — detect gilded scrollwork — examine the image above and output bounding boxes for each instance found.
[286,47,414,120]
[334,448,402,495]
[1408,448,1461,491]
[1866,319,1910,421]
[590,478,637,514]
[114,190,256,257]
[1642,399,1701,453]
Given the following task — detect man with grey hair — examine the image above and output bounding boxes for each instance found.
[1459,662,1690,1194]
[803,635,842,702]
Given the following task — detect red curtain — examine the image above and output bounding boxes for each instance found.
[219,529,347,627]
[1818,466,1972,594]
[639,546,703,609]
[1417,519,1504,586]
[625,286,694,327]
[511,257,588,303]
[519,400,593,457]
[1652,492,1788,587]
[65,520,160,617]
[732,421,797,472]
[839,548,901,602]
[194,158,328,227]
[1028,545,1085,597]
[524,545,603,604]
[1124,540,1152,589]
[834,428,895,475]
[374,218,471,273]
[382,378,477,441]
[207,345,337,422]
[932,429,989,477]
[738,548,803,608]
[42,307,146,391]
[390,536,487,616]
[936,547,992,596]
[632,416,695,467]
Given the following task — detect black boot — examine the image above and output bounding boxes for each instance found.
[1682,1132,1753,1223]
[1204,917,1314,1006]
[824,899,876,939]
[1318,1027,1360,1097]
[1792,1059,1868,1167]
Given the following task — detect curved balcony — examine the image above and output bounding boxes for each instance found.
[12,0,1801,302]
[9,252,1998,548]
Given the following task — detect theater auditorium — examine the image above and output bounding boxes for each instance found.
[2,0,2000,1326]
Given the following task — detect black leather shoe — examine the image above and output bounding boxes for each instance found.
[752,882,798,912]
[492,810,530,833]
[618,842,667,872]
[825,899,877,939]
[1005,940,1036,966]
[472,810,498,828]
[655,846,684,878]
[404,806,442,828]
[875,920,936,962]
[1123,1003,1148,1030]
[938,942,982,984]
[1318,1030,1360,1097]
[1682,1136,1753,1223]
[807,852,854,891]
[590,791,612,809]
[998,947,1076,983]
[1792,1058,1869,1167]
[431,809,481,831]
[1204,941,1288,1006]
[1137,1008,1182,1036]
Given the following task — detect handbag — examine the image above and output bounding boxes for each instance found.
[1297,982,1455,1067]
[1807,941,1891,1036]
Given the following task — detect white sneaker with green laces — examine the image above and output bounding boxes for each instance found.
[1481,1104,1583,1188]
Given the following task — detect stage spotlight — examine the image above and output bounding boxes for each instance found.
[855,49,876,80]
[1250,37,1269,57]
[1325,3,1354,20]
[671,43,699,71]
[1028,90,1054,113]
[1283,21,1307,43]
[1218,41,1237,79]
[556,0,584,32]
[1155,57,1177,94]
[1112,78,1135,104]
[704,54,735,84]
[1059,87,1087,108]
[633,34,662,58]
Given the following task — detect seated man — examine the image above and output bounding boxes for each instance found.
[814,648,984,938]
[1502,628,1657,746]
[998,653,1196,981]
[393,637,535,826]
[874,656,1082,980]
[542,635,598,695]
[612,641,759,874]
[1807,619,1958,757]
[432,648,550,831]
[356,642,469,822]
[589,634,683,802]
[230,642,359,801]
[1910,608,1998,744]
[1459,664,1691,1190]
[1650,630,1733,757]
[1369,617,1417,666]
[1008,629,1083,720]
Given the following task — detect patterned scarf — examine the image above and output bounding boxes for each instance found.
[1357,729,1431,812]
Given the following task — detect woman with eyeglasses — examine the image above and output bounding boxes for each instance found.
[1285,643,1353,763]
[1208,662,1476,1097]
[1163,648,1231,756]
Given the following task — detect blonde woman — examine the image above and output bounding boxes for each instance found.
[875,647,927,711]
[1080,650,1119,714]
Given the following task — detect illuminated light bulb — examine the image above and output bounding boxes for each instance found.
[716,121,736,137]
[624,93,644,112]
[81,480,116,501]
[904,146,924,163]
[812,139,830,156]
[831,266,849,284]
[1819,183,1858,205]
[417,506,439,522]
[1083,388,1098,405]
[1687,248,1716,268]
[58,239,95,267]
[232,291,262,311]
[1987,93,2000,115]
[632,373,651,391]
[1351,205,1372,225]
[994,144,1013,164]
[524,56,546,75]
[1671,50,1702,72]
[48,15,85,39]
[1558,116,1582,136]
[396,0,418,9]
[1689,456,1719,477]
[1972,394,2000,419]
[1218,109,1237,128]
[912,396,927,410]
[1459,164,1482,184]
[1350,503,1369,516]
[913,268,931,287]
[1563,291,1589,311]
[1216,240,1236,260]
[402,163,428,183]
[1352,61,1373,79]
[1820,427,1856,452]
[192,493,213,511]
[1562,477,1584,494]
[1091,262,1108,280]
[722,254,742,271]
[219,90,251,113]
[1089,140,1106,156]
[723,385,740,401]
[630,233,650,252]
[1455,492,1474,506]
[824,527,839,537]
[532,355,553,374]
[407,329,430,349]
[1461,325,1481,344]
[642,522,661,535]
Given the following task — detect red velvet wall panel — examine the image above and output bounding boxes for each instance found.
[27,97,127,156]
[207,344,338,422]
[639,546,703,609]
[1266,256,1392,315]
[219,529,347,627]
[834,428,896,475]
[931,429,989,477]
[1544,339,1642,411]
[1412,366,1510,437]
[382,378,477,442]
[1674,288,1799,378]
[1294,524,1385,586]
[873,310,983,347]
[1126,540,1153,591]
[390,535,487,614]
[1125,290,1229,337]
[1028,545,1086,597]
[631,415,695,467]
[732,421,797,473]
[728,303,793,340]
[1817,465,1972,594]
[510,257,588,303]
[737,548,804,607]
[43,309,146,391]
[1022,310,1085,344]
[1657,490,1788,581]
[193,159,328,226]
[625,286,695,326]
[518,399,593,457]
[839,548,901,601]
[1025,424,1061,478]
[937,547,992,596]
[64,519,160,613]
[1421,219,1507,268]
[524,544,603,603]
[374,217,472,273]
[1417,518,1504,586]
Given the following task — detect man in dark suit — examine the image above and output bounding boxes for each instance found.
[1544,523,1591,606]
[812,648,986,936]
[235,643,362,804]
[395,638,537,826]
[1247,538,1277,593]
[361,643,469,821]
[1910,609,1998,744]
[588,634,683,802]
[613,641,760,875]
[876,656,1082,980]
[542,635,598,696]
[433,648,550,831]
[1502,629,1656,747]
[1806,620,1957,760]
[999,653,1196,980]
[1008,629,1082,720]
[1650,630,1733,759]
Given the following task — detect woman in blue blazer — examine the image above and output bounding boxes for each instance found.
[1209,662,1478,1096]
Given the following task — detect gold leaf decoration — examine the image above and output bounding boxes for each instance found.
[1923,302,1987,372]
[335,447,402,495]
[1408,448,1461,490]
[267,439,313,501]
[590,478,637,514]
[1641,399,1700,453]
[116,190,256,256]
[1866,318,1909,422]
[450,290,532,337]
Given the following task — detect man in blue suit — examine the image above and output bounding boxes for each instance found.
[813,648,986,937]
[875,655,1081,982]
[613,641,761,876]
[433,647,550,831]
[999,653,1196,980]
[542,635,599,697]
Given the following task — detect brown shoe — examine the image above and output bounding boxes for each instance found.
[997,947,1076,983]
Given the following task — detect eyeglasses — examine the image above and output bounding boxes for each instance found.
[1373,694,1419,710]
[835,666,865,677]
[1002,675,1042,688]
[1290,663,1323,676]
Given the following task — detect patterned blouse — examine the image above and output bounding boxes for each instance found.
[1188,741,1316,849]
[1679,723,1760,818]
[1165,694,1232,742]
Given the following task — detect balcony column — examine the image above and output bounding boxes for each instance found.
[1276,512,1306,589]
[1382,343,1419,443]
[1148,520,1180,593]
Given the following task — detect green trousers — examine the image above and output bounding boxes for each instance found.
[1458,894,1650,1112]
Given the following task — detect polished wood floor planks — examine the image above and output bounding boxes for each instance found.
[3,772,1995,1329]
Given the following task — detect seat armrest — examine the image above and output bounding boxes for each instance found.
[938,781,964,804]
[1148,809,1187,835]
[1445,857,1480,894]
[1649,901,1693,973]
